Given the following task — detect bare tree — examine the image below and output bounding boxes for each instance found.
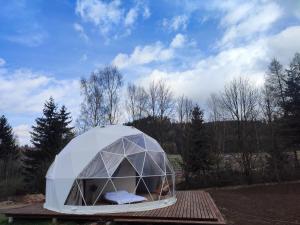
[101,66,123,124]
[126,83,149,121]
[77,66,123,132]
[176,95,194,123]
[219,77,260,183]
[221,77,259,121]
[260,85,276,123]
[157,80,174,119]
[207,93,226,178]
[135,86,149,119]
[148,81,159,117]
[260,83,287,182]
[176,95,185,123]
[126,83,138,121]
[207,93,223,122]
[76,74,105,132]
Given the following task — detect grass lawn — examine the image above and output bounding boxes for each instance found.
[209,182,300,225]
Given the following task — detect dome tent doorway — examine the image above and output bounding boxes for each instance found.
[44,125,176,214]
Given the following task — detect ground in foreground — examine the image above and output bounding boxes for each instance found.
[209,182,300,225]
[0,191,224,224]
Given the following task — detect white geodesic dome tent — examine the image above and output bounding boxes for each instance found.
[44,125,176,214]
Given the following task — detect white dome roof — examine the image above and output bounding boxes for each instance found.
[47,125,144,179]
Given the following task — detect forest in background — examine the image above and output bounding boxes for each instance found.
[0,52,300,199]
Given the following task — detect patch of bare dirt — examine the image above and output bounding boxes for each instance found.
[0,194,45,211]
[209,182,300,225]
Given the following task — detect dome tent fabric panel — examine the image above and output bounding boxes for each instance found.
[102,139,125,155]
[123,137,145,155]
[44,125,176,214]
[78,152,108,178]
[124,134,146,149]
[142,153,165,176]
[55,126,141,179]
[100,151,124,177]
[126,152,146,176]
[147,151,166,172]
[144,135,164,152]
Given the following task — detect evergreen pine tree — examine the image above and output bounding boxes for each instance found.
[187,106,212,179]
[0,115,17,160]
[0,115,18,181]
[282,53,300,168]
[22,97,74,193]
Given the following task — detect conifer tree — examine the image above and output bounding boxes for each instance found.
[22,97,74,193]
[186,106,212,180]
[282,53,300,168]
[0,115,18,180]
[0,115,17,159]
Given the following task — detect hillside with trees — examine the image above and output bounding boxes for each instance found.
[0,53,300,199]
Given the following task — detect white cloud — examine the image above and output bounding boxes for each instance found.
[75,0,150,38]
[0,67,80,118]
[162,14,189,31]
[134,25,300,106]
[14,124,31,146]
[76,0,122,34]
[267,26,300,65]
[170,33,186,48]
[113,42,174,69]
[143,6,151,19]
[125,8,138,27]
[214,1,283,46]
[137,42,266,103]
[113,33,195,69]
[0,58,5,67]
[6,32,47,47]
[113,33,192,69]
[74,22,89,41]
[0,65,81,146]
[80,53,88,62]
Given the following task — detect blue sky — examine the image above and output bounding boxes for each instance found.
[1,0,300,145]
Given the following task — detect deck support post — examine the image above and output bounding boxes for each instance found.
[8,217,13,224]
[52,217,57,224]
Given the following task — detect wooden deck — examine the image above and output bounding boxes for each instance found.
[1,191,226,224]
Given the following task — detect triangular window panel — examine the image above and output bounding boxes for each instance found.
[102,139,124,155]
[102,179,117,193]
[166,174,175,196]
[165,158,174,175]
[144,135,164,152]
[124,134,146,149]
[82,179,109,206]
[64,180,85,205]
[101,151,124,177]
[135,178,153,201]
[142,176,164,200]
[127,152,146,176]
[111,177,137,193]
[142,152,164,176]
[147,151,166,173]
[78,152,108,178]
[112,158,138,177]
[123,138,145,156]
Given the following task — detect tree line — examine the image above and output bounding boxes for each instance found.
[0,53,300,198]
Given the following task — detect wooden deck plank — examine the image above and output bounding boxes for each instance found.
[198,192,206,219]
[1,191,226,224]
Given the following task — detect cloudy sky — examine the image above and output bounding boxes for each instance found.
[1,0,300,145]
